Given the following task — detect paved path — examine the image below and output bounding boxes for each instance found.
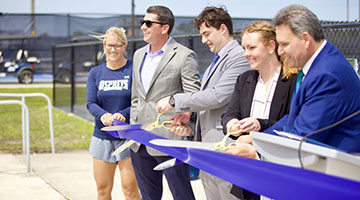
[0,150,206,200]
[0,74,53,84]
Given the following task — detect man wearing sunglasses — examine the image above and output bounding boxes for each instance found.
[130,5,201,200]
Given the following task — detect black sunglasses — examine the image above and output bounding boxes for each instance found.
[140,20,167,28]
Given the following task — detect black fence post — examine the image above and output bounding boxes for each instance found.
[52,44,56,106]
[70,46,75,112]
[95,44,100,66]
[132,41,137,58]
[189,36,194,50]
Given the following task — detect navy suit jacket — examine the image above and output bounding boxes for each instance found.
[265,41,360,153]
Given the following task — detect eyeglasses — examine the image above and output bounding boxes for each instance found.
[140,19,167,28]
[105,43,123,50]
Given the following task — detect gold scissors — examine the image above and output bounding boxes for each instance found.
[146,114,241,151]
[213,126,242,150]
[143,112,173,131]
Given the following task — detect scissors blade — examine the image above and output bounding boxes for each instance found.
[101,124,143,131]
[153,158,183,171]
[112,140,136,156]
[149,139,217,151]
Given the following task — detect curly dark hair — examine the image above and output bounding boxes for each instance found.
[194,6,233,36]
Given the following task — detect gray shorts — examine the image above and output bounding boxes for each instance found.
[89,136,130,163]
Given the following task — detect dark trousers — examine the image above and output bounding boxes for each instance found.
[131,145,195,200]
[230,185,260,200]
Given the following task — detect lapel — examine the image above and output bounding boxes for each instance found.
[243,71,258,116]
[202,41,237,89]
[146,39,177,94]
[269,68,289,119]
[287,42,331,129]
[303,41,330,85]
[135,46,148,98]
[290,41,330,115]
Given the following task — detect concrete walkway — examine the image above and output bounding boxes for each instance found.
[0,150,206,200]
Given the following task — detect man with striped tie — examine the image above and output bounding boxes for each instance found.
[156,6,250,200]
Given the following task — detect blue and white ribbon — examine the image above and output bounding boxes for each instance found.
[109,120,360,200]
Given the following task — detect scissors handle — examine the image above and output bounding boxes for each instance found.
[145,113,173,131]
[160,120,173,129]
[214,127,241,150]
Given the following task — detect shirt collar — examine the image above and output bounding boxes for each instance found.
[146,36,172,56]
[302,40,327,76]
[217,40,237,58]
[258,72,280,84]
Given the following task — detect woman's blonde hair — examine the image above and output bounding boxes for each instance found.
[92,26,128,46]
[242,20,299,78]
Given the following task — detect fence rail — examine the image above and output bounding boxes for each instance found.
[0,100,30,172]
[0,93,55,154]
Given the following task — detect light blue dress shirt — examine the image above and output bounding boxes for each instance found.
[140,37,172,92]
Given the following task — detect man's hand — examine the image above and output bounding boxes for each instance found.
[226,135,258,159]
[170,124,194,136]
[156,96,174,113]
[112,113,126,122]
[100,113,113,126]
[170,112,192,125]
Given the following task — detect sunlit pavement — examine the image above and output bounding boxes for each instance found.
[0,150,206,200]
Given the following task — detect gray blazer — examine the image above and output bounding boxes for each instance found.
[175,40,250,143]
[130,38,201,155]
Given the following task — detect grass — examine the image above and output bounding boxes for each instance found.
[53,83,87,106]
[0,87,94,153]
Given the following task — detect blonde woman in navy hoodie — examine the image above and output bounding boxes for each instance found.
[86,27,140,200]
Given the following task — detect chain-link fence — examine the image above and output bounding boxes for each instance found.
[52,22,360,120]
[323,22,360,62]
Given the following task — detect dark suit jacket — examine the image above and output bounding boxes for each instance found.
[222,69,297,134]
[221,68,297,200]
[265,41,360,152]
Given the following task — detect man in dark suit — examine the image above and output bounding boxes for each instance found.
[130,5,201,200]
[230,5,360,158]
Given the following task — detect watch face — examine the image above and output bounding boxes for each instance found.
[169,95,175,106]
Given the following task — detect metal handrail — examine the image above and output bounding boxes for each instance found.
[0,93,55,154]
[0,100,30,172]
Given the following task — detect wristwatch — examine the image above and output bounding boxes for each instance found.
[169,95,175,107]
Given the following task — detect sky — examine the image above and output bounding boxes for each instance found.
[1,0,359,21]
